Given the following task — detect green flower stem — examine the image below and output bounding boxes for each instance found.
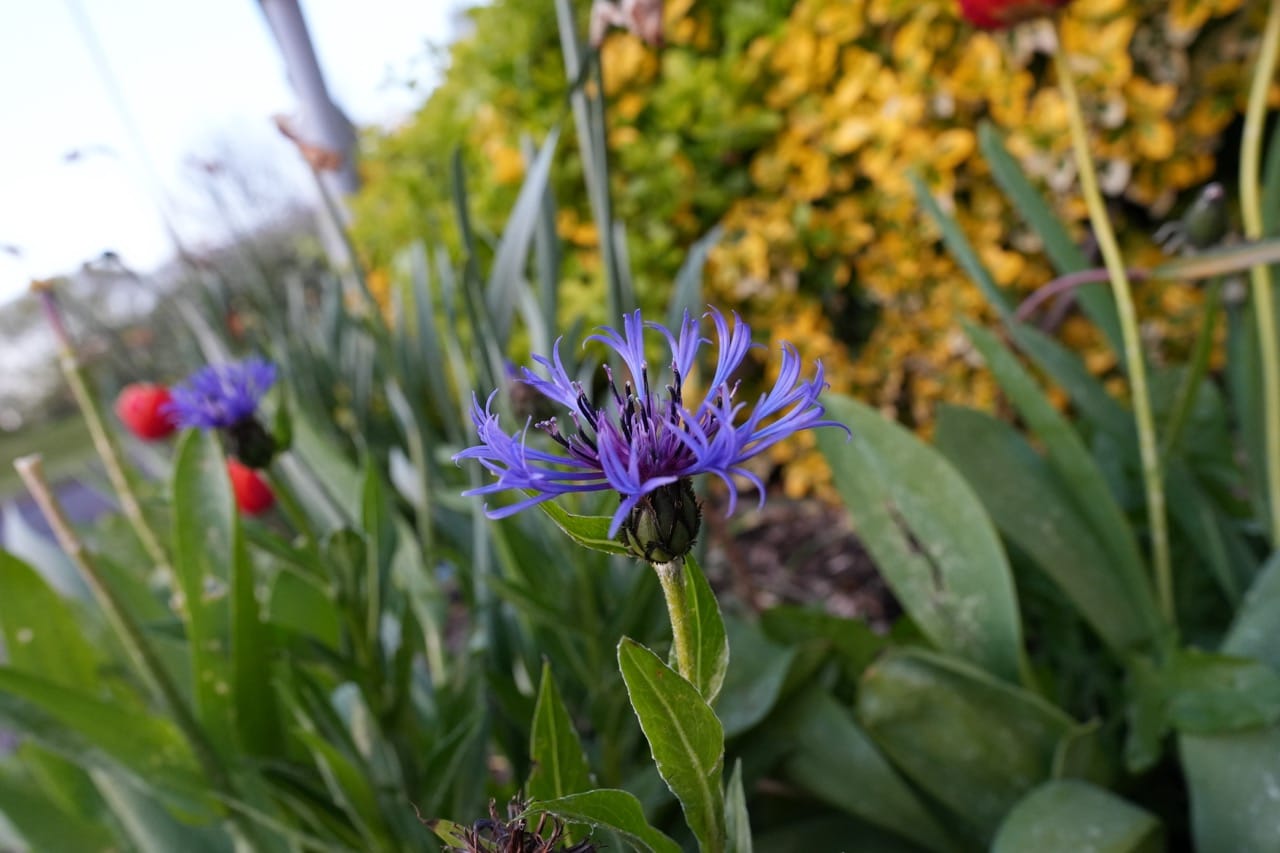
[654,559,696,683]
[35,285,173,581]
[1162,279,1223,458]
[14,455,250,842]
[1050,37,1174,626]
[1241,0,1280,546]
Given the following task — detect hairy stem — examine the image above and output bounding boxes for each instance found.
[1241,0,1280,545]
[1051,36,1174,627]
[654,559,696,683]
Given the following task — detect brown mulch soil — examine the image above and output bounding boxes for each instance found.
[700,496,900,632]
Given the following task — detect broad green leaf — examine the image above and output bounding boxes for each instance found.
[934,405,1158,653]
[977,121,1123,352]
[427,819,478,850]
[717,615,796,738]
[536,501,632,556]
[0,551,102,689]
[0,668,206,809]
[1180,727,1280,853]
[1181,553,1280,851]
[991,779,1162,853]
[725,759,752,853]
[0,767,114,852]
[618,638,725,852]
[294,728,388,848]
[172,430,279,756]
[667,225,722,332]
[527,662,593,801]
[486,127,561,341]
[91,767,229,853]
[1222,550,1280,670]
[1163,648,1280,734]
[171,430,235,751]
[266,570,341,649]
[818,393,1026,683]
[912,172,1013,322]
[1007,323,1132,441]
[525,790,681,853]
[774,687,955,853]
[857,649,1080,843]
[682,553,729,704]
[230,506,278,757]
[0,505,85,601]
[760,605,884,681]
[963,324,1164,647]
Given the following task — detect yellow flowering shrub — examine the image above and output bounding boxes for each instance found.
[352,0,1272,494]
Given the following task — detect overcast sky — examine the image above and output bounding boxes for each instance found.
[0,0,468,305]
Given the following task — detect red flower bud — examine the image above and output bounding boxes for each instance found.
[114,383,178,441]
[227,459,275,516]
[956,0,1070,29]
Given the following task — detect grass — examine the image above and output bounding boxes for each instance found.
[0,415,96,498]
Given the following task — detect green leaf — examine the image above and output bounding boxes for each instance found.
[91,767,229,853]
[172,430,279,756]
[0,668,206,809]
[682,553,729,704]
[934,405,1158,653]
[618,637,725,852]
[0,505,85,602]
[1222,550,1280,671]
[266,570,341,649]
[1180,554,1280,851]
[535,500,632,556]
[667,225,722,332]
[977,122,1123,352]
[1007,323,1132,441]
[774,687,955,853]
[486,127,561,341]
[991,779,1162,853]
[912,172,1013,322]
[717,615,796,737]
[963,324,1163,647]
[0,767,115,853]
[427,818,478,850]
[1163,648,1280,734]
[817,393,1026,683]
[525,790,681,853]
[293,728,388,847]
[0,551,103,689]
[725,759,752,853]
[171,430,235,751]
[857,649,1080,843]
[760,605,884,681]
[1150,238,1280,281]
[1180,727,1280,853]
[527,662,593,801]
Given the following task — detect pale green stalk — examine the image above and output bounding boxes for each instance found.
[14,455,256,847]
[34,283,173,581]
[1241,0,1280,546]
[1051,37,1173,626]
[654,559,696,682]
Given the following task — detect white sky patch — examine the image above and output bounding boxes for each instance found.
[0,0,469,305]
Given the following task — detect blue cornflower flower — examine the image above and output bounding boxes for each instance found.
[168,358,278,467]
[455,307,847,561]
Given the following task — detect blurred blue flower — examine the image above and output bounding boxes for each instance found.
[167,358,276,430]
[455,307,846,541]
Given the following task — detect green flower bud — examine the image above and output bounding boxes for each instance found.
[226,417,277,469]
[1181,182,1228,250]
[618,478,701,564]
